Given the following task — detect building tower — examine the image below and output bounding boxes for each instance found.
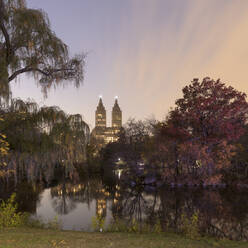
[95,97,106,128]
[112,97,122,128]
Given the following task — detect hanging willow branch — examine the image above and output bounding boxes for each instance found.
[0,98,90,182]
[0,0,85,99]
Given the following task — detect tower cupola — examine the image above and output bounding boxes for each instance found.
[95,97,106,128]
[112,97,122,128]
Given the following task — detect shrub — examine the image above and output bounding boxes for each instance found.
[153,219,163,233]
[46,216,61,230]
[128,218,139,233]
[180,211,200,239]
[91,216,105,232]
[25,216,45,229]
[106,218,127,232]
[0,193,26,228]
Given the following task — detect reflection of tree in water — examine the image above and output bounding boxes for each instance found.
[48,175,248,240]
[50,179,111,216]
[158,188,198,230]
[51,183,76,215]
[111,181,248,240]
[121,188,145,223]
[158,188,248,240]
[111,183,159,230]
[0,181,42,214]
[201,189,248,240]
[16,182,42,213]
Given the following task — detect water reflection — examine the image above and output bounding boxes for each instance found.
[50,181,110,219]
[51,185,76,215]
[1,177,248,240]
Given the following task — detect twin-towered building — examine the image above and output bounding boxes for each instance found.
[91,97,122,145]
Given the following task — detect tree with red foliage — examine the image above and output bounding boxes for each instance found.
[174,77,248,144]
[160,77,248,184]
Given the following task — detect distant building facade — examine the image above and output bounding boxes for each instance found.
[91,97,122,145]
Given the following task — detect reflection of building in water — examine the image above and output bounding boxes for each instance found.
[96,198,107,218]
[112,184,123,218]
[91,97,122,145]
[51,183,84,197]
[95,187,110,219]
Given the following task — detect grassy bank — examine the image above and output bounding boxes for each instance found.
[0,228,247,248]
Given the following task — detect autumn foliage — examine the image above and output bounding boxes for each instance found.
[158,78,248,184]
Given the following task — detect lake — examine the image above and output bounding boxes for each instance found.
[1,175,248,240]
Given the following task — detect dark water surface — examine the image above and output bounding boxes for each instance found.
[1,176,248,240]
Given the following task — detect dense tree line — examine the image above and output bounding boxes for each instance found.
[0,98,89,184]
[100,78,248,185]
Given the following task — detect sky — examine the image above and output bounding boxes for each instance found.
[10,0,248,130]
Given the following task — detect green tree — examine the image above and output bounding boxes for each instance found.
[0,0,85,99]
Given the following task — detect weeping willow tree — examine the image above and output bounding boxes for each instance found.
[0,99,90,184]
[0,0,87,182]
[0,0,85,99]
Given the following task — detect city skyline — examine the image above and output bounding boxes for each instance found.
[10,0,248,129]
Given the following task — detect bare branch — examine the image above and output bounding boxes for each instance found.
[8,66,77,82]
[8,67,49,82]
